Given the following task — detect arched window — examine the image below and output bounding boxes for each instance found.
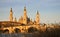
[3,29,9,34]
[14,28,20,33]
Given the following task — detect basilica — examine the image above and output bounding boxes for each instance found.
[10,6,40,25]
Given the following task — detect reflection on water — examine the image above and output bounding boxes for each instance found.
[0,33,33,37]
[0,33,25,37]
[0,27,60,37]
[0,31,60,37]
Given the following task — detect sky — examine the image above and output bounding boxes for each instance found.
[0,0,60,23]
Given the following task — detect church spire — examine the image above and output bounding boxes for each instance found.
[24,6,26,11]
[9,8,13,21]
[35,10,40,24]
[10,8,12,12]
[23,6,27,24]
[37,11,39,15]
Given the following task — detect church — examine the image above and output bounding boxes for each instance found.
[10,6,40,25]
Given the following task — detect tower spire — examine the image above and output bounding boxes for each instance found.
[9,8,13,21]
[10,8,12,12]
[37,10,39,15]
[35,10,40,24]
[23,6,27,24]
[24,6,26,11]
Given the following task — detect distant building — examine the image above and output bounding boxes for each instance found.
[9,6,40,25]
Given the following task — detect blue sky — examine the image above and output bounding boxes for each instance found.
[0,0,60,23]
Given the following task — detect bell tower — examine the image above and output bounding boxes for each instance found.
[9,8,13,21]
[23,6,27,24]
[35,11,40,24]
